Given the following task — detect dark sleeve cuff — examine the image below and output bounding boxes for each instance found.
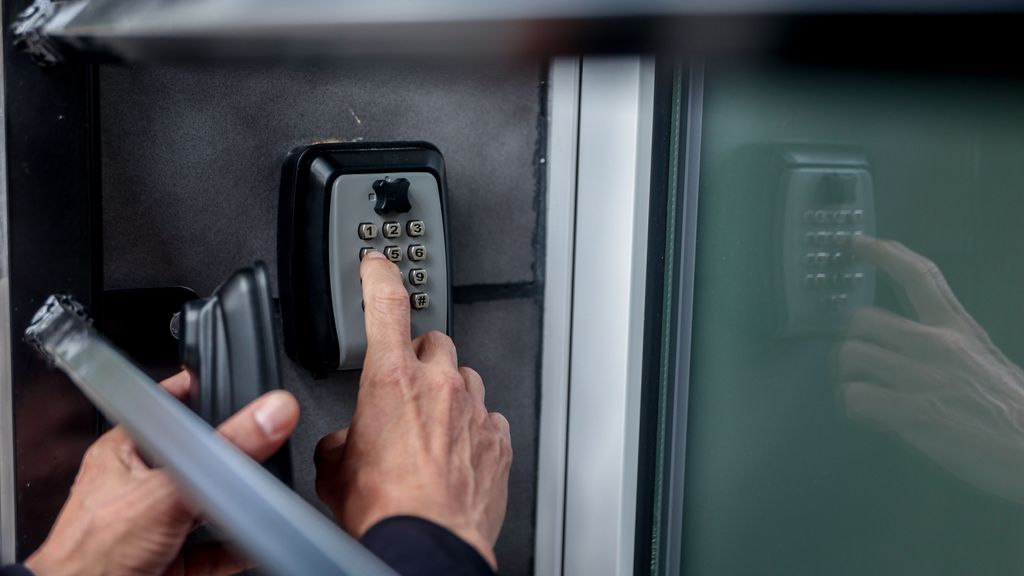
[361,516,496,576]
[0,566,34,576]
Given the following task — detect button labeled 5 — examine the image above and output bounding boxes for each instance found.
[383,246,403,262]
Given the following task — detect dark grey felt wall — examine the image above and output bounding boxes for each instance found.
[100,62,545,576]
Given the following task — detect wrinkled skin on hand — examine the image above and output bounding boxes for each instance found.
[314,251,512,570]
[842,236,1024,503]
[25,372,300,576]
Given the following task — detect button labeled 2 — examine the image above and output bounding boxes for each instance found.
[382,222,401,239]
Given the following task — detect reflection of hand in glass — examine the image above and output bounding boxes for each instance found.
[841,236,1024,503]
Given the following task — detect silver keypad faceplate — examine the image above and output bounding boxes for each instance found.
[328,172,448,369]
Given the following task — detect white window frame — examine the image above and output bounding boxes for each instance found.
[536,56,656,576]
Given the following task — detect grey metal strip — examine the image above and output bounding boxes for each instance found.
[0,0,14,557]
[661,62,704,576]
[24,296,395,576]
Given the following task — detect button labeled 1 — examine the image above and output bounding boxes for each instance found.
[357,223,378,240]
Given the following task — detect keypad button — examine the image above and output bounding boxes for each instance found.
[359,247,376,260]
[357,222,378,240]
[851,209,864,224]
[408,244,427,262]
[383,246,403,262]
[407,220,425,237]
[815,231,832,244]
[411,292,430,310]
[813,210,830,224]
[382,221,402,239]
[409,268,428,286]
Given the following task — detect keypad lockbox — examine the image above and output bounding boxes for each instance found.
[279,142,451,373]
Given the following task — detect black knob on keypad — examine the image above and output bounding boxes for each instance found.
[373,178,413,215]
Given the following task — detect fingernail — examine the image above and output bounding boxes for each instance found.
[254,392,293,440]
[363,250,385,261]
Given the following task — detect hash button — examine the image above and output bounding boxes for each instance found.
[411,292,430,310]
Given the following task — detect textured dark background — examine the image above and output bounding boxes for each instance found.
[100,61,546,575]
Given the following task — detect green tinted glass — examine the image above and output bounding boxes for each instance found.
[672,66,1024,575]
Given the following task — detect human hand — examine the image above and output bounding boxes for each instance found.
[25,371,300,576]
[841,236,1024,503]
[314,251,512,570]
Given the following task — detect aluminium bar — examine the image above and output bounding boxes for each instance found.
[24,295,395,576]
[10,0,1024,66]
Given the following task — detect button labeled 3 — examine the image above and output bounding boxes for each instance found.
[383,246,403,262]
[407,220,425,237]
[409,268,428,286]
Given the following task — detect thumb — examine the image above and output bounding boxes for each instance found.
[314,427,350,508]
[314,427,350,469]
[216,390,300,462]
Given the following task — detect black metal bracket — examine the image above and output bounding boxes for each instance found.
[98,287,199,370]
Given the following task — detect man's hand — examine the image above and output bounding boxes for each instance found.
[841,236,1024,503]
[25,371,300,576]
[314,251,512,570]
